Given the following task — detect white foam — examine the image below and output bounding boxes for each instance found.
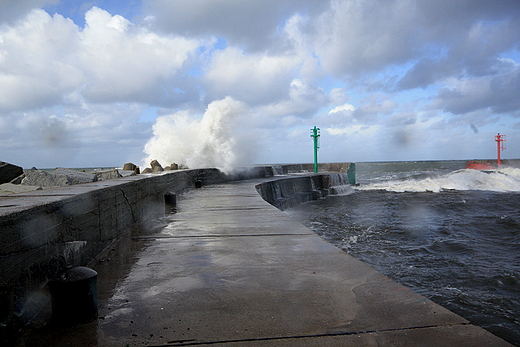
[356,167,520,193]
[142,97,256,173]
[330,185,355,195]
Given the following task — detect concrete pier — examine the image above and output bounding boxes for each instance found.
[17,178,512,346]
[1,168,262,343]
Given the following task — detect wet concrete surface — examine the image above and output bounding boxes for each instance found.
[16,179,512,346]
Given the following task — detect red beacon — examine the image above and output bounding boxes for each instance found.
[465,133,506,170]
[495,133,506,167]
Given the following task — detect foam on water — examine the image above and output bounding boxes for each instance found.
[330,185,355,195]
[329,173,356,195]
[356,167,520,193]
[286,160,520,346]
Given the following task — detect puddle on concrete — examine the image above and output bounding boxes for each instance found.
[13,220,156,347]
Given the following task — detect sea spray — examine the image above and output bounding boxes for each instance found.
[143,97,256,173]
[356,167,520,193]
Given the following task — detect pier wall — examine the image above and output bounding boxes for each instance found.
[0,167,271,341]
[0,163,353,342]
[275,162,354,176]
[254,172,352,210]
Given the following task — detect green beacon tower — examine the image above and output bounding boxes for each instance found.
[310,126,320,173]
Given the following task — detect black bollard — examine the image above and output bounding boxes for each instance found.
[164,193,177,213]
[49,266,98,325]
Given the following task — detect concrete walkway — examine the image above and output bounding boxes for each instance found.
[19,179,512,346]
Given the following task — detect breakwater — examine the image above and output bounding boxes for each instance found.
[255,172,354,210]
[0,163,353,343]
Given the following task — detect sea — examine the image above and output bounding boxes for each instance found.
[284,160,520,346]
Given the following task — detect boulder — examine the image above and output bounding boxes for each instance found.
[150,160,164,173]
[141,168,152,174]
[95,169,122,181]
[21,168,98,188]
[170,163,179,170]
[0,161,24,184]
[122,162,137,171]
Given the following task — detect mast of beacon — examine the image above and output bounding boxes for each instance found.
[310,126,320,173]
[495,133,506,167]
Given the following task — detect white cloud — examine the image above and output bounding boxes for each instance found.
[257,79,329,120]
[80,7,203,104]
[329,103,355,114]
[0,9,81,111]
[203,47,301,105]
[329,88,350,105]
[0,6,206,112]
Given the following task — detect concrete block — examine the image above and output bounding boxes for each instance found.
[0,161,23,184]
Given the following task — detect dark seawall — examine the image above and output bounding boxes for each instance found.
[255,172,353,210]
[0,164,354,343]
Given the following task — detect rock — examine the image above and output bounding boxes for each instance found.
[0,161,24,184]
[122,162,137,171]
[170,163,179,170]
[141,168,152,174]
[10,173,25,184]
[0,183,42,196]
[134,166,140,174]
[118,170,137,177]
[95,169,122,181]
[150,160,164,173]
[21,168,98,188]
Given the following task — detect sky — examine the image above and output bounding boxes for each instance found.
[1,0,519,171]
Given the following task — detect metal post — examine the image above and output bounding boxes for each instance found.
[49,267,98,325]
[164,193,177,213]
[310,126,320,173]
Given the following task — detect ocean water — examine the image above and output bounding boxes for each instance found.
[285,161,520,346]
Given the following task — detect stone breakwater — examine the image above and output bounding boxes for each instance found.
[0,161,141,196]
[0,163,354,344]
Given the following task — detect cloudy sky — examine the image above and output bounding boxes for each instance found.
[1,0,519,170]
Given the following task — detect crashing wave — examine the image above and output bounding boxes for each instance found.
[355,167,520,193]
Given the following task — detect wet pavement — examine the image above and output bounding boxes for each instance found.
[17,179,512,346]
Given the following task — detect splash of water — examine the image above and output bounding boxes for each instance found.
[356,167,520,193]
[143,97,256,173]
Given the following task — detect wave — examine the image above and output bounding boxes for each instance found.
[355,167,520,193]
[330,184,355,195]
